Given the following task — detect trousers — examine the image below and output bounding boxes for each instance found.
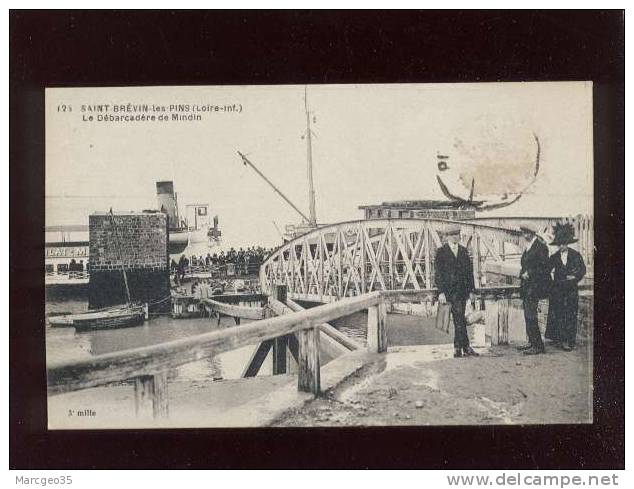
[450,298,470,349]
[523,296,545,351]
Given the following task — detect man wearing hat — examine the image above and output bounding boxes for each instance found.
[545,223,587,351]
[435,224,479,358]
[517,223,551,355]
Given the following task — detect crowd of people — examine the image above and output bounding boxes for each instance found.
[171,246,276,283]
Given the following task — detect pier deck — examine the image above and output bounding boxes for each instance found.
[47,310,591,428]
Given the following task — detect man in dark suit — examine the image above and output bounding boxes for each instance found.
[435,224,478,358]
[545,223,586,351]
[518,223,550,355]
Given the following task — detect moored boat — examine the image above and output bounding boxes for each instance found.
[73,306,146,332]
[48,304,147,328]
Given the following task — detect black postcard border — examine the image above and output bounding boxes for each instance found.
[9,10,625,469]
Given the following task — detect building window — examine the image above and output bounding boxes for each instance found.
[45,264,54,273]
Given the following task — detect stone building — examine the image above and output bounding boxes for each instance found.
[88,211,170,310]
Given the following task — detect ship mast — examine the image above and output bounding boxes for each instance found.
[305,86,317,227]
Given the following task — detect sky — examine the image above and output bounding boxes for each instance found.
[46,82,593,249]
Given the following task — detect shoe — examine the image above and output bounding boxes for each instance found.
[454,348,463,358]
[463,346,480,357]
[516,344,533,351]
[561,344,572,352]
[523,347,545,355]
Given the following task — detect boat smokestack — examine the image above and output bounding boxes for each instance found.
[156,181,178,228]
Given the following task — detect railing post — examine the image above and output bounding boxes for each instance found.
[297,322,320,395]
[367,298,388,353]
[134,372,169,419]
[271,284,287,303]
[484,297,510,346]
[272,335,288,375]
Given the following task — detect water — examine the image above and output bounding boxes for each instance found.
[45,295,270,382]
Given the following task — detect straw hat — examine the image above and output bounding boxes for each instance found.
[519,222,540,235]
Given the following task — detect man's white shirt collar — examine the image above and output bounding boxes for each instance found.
[560,248,568,265]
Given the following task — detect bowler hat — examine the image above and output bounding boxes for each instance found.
[550,222,577,245]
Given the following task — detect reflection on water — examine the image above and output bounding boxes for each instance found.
[45,298,270,381]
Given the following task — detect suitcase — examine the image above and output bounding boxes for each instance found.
[435,303,452,333]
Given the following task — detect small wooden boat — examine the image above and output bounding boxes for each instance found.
[48,304,140,328]
[73,306,146,332]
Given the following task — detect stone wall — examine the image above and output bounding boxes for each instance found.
[88,212,170,310]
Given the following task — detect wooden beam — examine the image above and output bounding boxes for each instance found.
[297,323,320,395]
[241,340,273,377]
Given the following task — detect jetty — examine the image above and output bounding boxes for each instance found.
[46,215,593,428]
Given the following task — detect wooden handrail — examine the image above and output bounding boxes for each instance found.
[47,291,381,396]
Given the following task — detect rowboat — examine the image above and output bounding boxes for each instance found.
[48,304,147,331]
[73,306,146,332]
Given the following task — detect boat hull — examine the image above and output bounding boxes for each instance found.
[73,311,146,331]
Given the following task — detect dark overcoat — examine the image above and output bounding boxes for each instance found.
[520,238,551,300]
[544,247,587,342]
[434,244,475,300]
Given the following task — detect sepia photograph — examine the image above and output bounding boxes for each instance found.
[44,82,594,429]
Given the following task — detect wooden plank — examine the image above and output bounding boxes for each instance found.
[297,323,320,395]
[201,298,265,320]
[205,293,267,304]
[241,340,273,378]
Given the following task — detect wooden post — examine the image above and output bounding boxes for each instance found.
[498,298,510,345]
[484,298,510,346]
[297,322,320,395]
[134,372,169,419]
[367,299,388,353]
[272,284,287,303]
[272,335,288,375]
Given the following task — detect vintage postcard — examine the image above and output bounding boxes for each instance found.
[45,82,593,429]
